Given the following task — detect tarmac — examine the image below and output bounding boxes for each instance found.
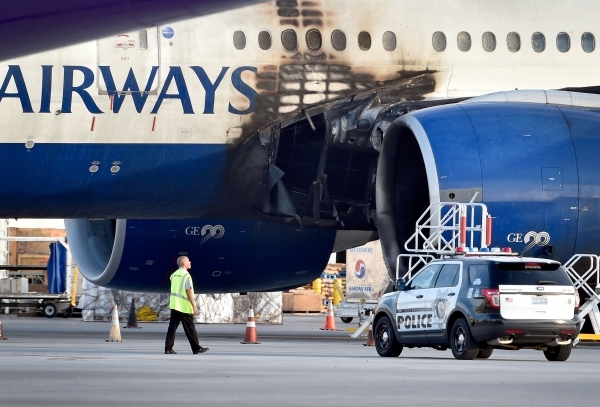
[0,314,598,407]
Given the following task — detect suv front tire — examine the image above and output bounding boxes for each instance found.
[374,316,403,357]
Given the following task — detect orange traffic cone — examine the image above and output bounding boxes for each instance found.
[241,307,260,344]
[106,305,124,342]
[320,299,339,330]
[0,318,7,340]
[363,319,375,346]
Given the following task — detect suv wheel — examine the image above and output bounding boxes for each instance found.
[543,344,572,362]
[477,349,494,359]
[374,316,403,357]
[449,318,479,360]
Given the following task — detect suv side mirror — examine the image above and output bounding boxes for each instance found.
[396,279,406,291]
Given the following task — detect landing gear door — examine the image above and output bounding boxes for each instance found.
[425,262,462,339]
[96,28,160,95]
[396,263,442,341]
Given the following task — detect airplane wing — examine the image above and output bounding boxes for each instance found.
[0,0,265,61]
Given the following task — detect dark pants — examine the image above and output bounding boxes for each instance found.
[164,309,201,353]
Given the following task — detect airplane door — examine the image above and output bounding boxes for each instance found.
[396,263,441,343]
[96,28,160,95]
[425,262,462,343]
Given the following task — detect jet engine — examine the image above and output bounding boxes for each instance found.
[377,91,600,275]
[65,217,340,293]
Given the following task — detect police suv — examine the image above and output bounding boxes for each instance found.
[373,255,581,361]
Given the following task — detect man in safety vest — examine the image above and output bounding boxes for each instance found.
[164,256,208,354]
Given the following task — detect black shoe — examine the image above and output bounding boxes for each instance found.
[193,347,209,354]
[165,349,177,354]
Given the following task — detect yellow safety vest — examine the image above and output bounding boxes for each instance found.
[169,269,193,314]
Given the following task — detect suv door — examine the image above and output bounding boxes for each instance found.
[425,262,462,344]
[396,263,441,343]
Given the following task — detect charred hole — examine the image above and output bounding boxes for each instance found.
[273,113,377,224]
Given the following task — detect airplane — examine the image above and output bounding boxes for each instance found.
[1,0,600,293]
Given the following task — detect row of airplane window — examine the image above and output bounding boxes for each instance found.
[232,29,596,54]
[433,31,595,53]
[232,29,395,52]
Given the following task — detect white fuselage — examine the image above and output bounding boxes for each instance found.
[0,0,598,147]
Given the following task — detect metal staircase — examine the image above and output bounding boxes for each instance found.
[404,201,492,255]
[563,254,600,340]
[397,201,493,281]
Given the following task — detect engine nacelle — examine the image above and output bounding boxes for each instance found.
[377,99,600,274]
[66,218,340,293]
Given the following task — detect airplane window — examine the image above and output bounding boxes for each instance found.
[507,32,521,52]
[258,31,272,50]
[306,29,322,52]
[358,31,371,51]
[557,32,570,52]
[457,31,471,52]
[233,31,246,50]
[432,31,446,52]
[531,32,546,53]
[382,31,396,51]
[482,31,496,52]
[582,32,595,53]
[281,29,298,52]
[331,29,346,51]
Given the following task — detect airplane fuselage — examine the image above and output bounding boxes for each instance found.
[3,0,600,291]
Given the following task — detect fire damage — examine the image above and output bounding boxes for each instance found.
[228,73,464,234]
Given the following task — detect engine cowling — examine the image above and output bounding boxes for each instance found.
[377,98,600,275]
[66,218,341,293]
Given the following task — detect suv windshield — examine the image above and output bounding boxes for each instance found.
[469,262,572,286]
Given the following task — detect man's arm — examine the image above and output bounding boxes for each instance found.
[186,287,199,315]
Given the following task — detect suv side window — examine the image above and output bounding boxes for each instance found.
[406,264,442,290]
[434,264,460,288]
[469,264,491,286]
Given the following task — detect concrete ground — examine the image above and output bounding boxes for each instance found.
[0,314,597,407]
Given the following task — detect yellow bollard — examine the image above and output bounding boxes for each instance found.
[312,278,322,294]
[333,278,343,305]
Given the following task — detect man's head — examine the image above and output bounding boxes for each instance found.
[177,256,191,270]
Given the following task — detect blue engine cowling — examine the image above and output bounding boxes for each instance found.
[66,218,336,293]
[377,100,600,273]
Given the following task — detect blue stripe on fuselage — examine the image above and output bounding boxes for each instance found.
[0,143,231,218]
